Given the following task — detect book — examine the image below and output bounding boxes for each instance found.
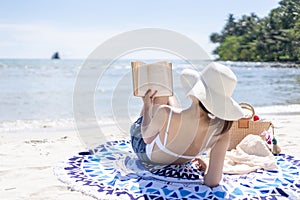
[131,61,173,97]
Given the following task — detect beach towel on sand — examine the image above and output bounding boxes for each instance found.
[54,140,300,199]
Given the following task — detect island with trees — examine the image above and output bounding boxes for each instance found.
[210,0,300,62]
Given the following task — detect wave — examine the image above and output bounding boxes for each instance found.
[0,117,126,133]
[255,104,300,115]
[1,104,299,133]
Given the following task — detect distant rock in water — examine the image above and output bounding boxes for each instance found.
[51,52,60,59]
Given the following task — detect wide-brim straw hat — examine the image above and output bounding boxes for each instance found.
[180,62,244,121]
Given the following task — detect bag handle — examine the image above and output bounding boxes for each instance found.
[237,103,255,128]
[239,102,255,119]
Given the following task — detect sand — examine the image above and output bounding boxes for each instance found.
[0,113,299,200]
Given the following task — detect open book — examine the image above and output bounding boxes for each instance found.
[131,61,173,97]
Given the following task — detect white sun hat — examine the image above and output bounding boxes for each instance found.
[180,68,200,94]
[180,62,244,121]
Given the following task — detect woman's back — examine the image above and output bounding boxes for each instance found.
[149,105,224,164]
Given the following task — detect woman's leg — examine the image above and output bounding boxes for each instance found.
[130,117,153,163]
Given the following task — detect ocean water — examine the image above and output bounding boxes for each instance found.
[0,59,300,131]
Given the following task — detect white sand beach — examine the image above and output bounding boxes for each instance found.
[1,0,299,198]
[0,112,300,200]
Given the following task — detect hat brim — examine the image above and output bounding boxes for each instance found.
[180,68,200,94]
[188,80,244,121]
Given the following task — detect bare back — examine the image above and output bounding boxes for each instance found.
[150,106,224,164]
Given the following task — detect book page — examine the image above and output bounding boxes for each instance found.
[131,61,173,97]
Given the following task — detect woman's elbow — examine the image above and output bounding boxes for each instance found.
[143,136,152,144]
[204,175,222,188]
[204,170,223,187]
[141,129,156,144]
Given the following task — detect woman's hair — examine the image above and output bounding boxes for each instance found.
[198,101,233,135]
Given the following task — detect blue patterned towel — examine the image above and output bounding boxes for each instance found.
[54,140,300,199]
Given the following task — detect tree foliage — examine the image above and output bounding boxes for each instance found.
[210,0,300,61]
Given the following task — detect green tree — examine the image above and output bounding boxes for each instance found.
[214,36,242,61]
[210,0,300,62]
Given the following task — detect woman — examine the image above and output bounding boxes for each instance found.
[130,62,244,187]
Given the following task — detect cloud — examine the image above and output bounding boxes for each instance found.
[0,23,214,59]
[0,23,117,58]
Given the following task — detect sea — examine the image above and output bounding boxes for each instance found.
[1,59,300,132]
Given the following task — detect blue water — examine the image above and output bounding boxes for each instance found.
[0,59,300,122]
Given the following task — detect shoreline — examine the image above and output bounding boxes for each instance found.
[221,60,300,68]
[0,108,300,199]
[1,104,300,131]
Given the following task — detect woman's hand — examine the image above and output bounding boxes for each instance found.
[143,89,157,109]
[192,157,207,172]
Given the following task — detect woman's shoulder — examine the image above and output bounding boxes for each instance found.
[156,105,182,115]
[152,105,182,123]
[209,117,226,135]
[153,105,170,118]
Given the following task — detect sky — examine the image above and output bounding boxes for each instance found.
[0,0,280,59]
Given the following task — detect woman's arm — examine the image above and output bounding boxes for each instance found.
[204,131,230,187]
[141,90,167,144]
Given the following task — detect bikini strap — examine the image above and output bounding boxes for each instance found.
[163,109,173,146]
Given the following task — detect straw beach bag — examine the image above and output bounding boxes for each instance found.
[228,103,274,150]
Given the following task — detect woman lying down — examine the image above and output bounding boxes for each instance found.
[130,62,244,187]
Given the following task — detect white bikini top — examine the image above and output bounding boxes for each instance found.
[146,109,220,160]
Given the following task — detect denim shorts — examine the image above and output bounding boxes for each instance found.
[130,116,153,164]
